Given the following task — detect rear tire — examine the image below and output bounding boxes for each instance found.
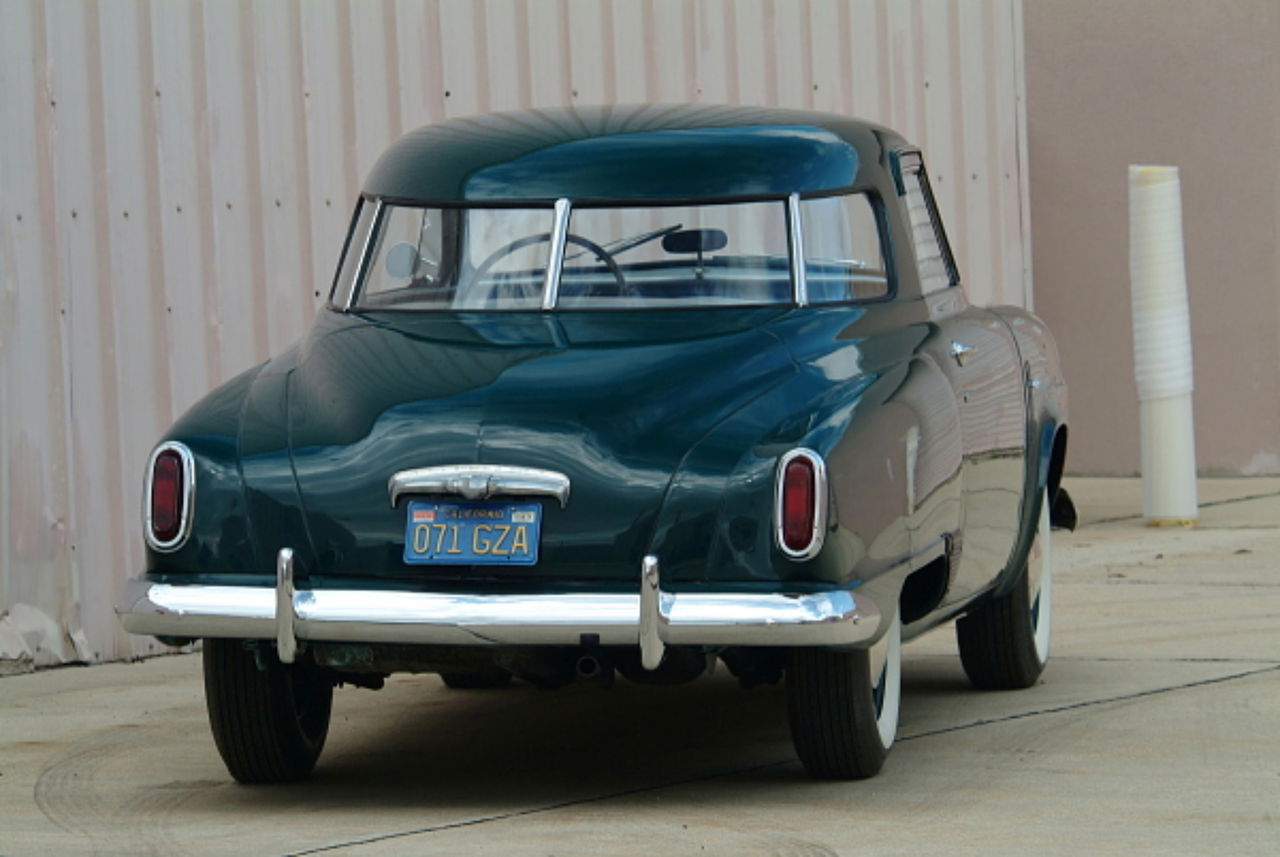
[956,488,1053,689]
[203,639,333,784]
[787,612,901,780]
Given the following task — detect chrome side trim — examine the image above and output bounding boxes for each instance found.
[116,579,882,649]
[388,465,571,508]
[639,555,665,669]
[276,548,298,664]
[142,441,197,553]
[774,448,829,561]
[787,192,809,306]
[542,197,572,310]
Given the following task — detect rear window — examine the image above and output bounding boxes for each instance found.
[798,194,889,302]
[340,195,885,311]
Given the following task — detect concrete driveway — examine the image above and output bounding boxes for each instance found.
[2,478,1277,856]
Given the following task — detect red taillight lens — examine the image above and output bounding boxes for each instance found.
[781,456,816,553]
[151,449,185,544]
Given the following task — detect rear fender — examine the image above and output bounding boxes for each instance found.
[988,308,1069,597]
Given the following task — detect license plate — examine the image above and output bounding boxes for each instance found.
[402,500,541,565]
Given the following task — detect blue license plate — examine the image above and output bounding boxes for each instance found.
[403,500,541,565]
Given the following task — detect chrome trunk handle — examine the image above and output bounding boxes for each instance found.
[388,465,572,508]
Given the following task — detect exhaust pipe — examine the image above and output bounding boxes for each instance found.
[574,653,614,687]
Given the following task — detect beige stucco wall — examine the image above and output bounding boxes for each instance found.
[1024,0,1280,475]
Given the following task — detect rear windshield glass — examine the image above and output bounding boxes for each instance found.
[559,201,790,308]
[343,195,882,310]
[348,200,790,310]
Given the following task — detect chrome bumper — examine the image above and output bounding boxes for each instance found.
[116,551,882,667]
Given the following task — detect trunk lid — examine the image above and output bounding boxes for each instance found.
[284,309,795,585]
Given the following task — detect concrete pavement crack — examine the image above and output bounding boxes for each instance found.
[1051,655,1280,665]
[899,662,1280,742]
[274,662,1280,857]
[1081,580,1280,587]
[274,760,786,857]
[1087,489,1280,525]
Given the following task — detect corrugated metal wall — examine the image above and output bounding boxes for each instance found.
[0,0,1030,669]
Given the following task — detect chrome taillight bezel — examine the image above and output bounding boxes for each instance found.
[774,448,828,560]
[143,441,196,552]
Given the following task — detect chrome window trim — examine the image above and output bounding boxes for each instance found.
[774,447,828,560]
[327,199,364,304]
[542,197,572,310]
[787,192,809,306]
[343,198,384,310]
[142,441,197,553]
[388,464,572,508]
[895,150,959,290]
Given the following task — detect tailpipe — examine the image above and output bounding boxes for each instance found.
[574,653,615,687]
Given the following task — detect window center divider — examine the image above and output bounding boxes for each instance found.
[542,198,573,310]
[787,192,808,307]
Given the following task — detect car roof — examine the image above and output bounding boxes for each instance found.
[362,104,908,203]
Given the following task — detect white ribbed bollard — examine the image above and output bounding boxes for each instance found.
[1129,165,1197,526]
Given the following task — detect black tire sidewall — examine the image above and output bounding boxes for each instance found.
[203,639,333,784]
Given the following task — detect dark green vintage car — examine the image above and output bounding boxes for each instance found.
[118,104,1073,783]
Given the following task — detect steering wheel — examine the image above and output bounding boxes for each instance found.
[472,232,628,298]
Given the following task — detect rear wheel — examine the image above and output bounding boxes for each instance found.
[203,639,333,784]
[787,612,901,780]
[956,488,1053,689]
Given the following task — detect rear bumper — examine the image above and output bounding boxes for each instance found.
[116,552,882,666]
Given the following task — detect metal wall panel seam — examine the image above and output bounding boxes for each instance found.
[597,0,618,104]
[253,1,305,354]
[956,0,992,304]
[872,0,891,123]
[612,0,643,103]
[348,3,393,196]
[993,0,1022,309]
[152,2,217,405]
[681,0,698,102]
[100,0,162,658]
[236,0,271,362]
[1010,0,1033,310]
[807,0,844,113]
[1,2,72,666]
[36,0,79,666]
[336,1,361,206]
[188,3,224,392]
[485,0,523,112]
[981,0,1007,306]
[288,0,320,316]
[381,0,404,138]
[81,0,130,659]
[302,1,352,302]
[205,5,257,383]
[939,0,971,291]
[513,0,534,108]
[733,0,766,105]
[131,0,177,439]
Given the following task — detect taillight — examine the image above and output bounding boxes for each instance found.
[776,449,826,559]
[146,443,193,550]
